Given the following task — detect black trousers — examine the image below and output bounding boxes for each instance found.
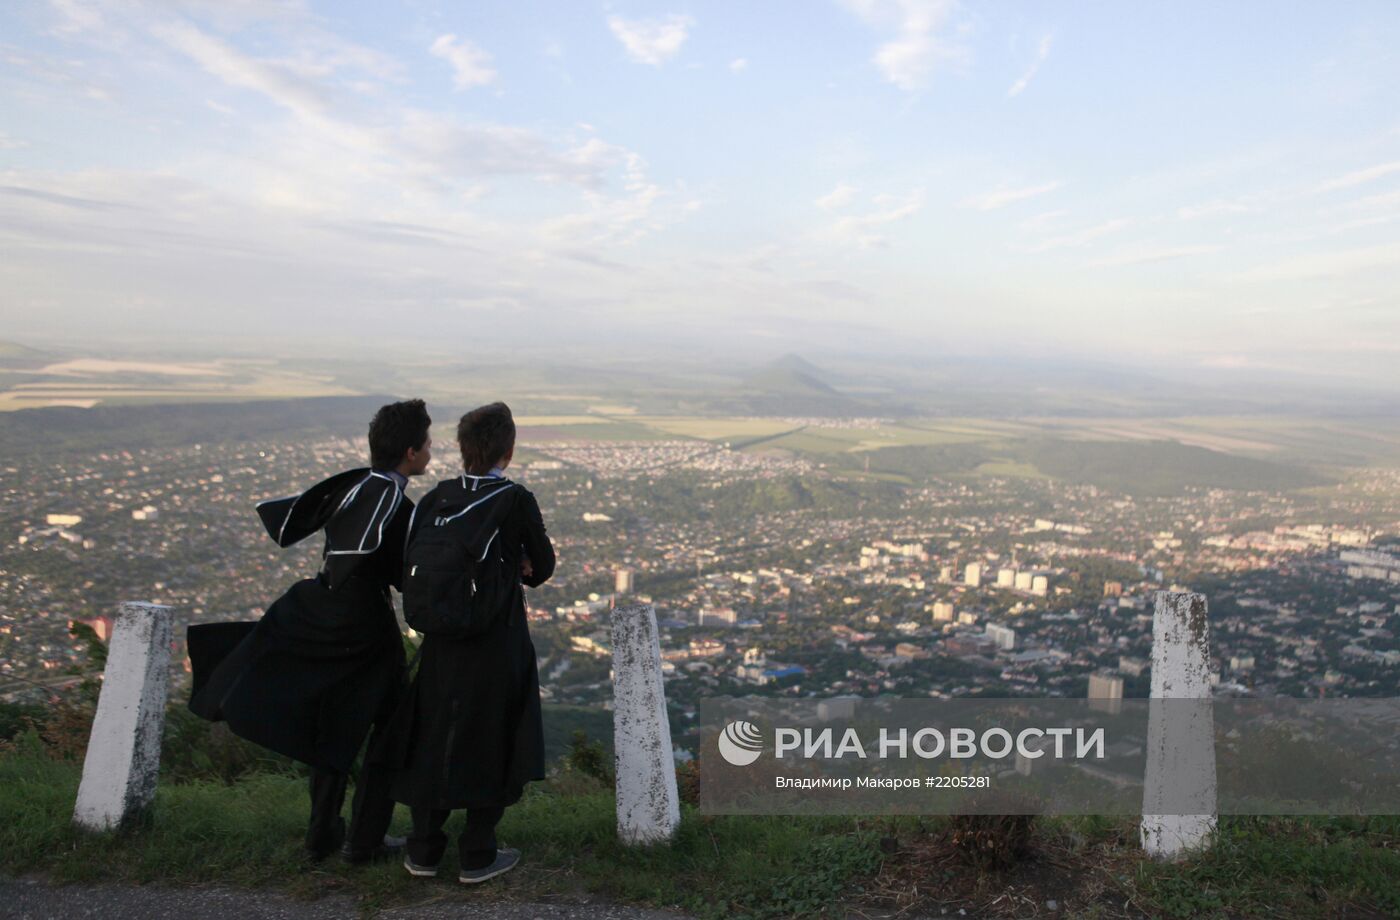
[406,805,505,870]
[305,756,398,856]
[304,653,405,858]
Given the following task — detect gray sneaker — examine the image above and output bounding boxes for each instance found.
[403,853,440,878]
[458,847,520,884]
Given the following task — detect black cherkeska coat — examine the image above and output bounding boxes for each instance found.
[187,468,412,774]
[373,472,555,811]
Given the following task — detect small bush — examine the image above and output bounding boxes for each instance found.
[31,696,98,762]
[945,794,1041,872]
[0,701,48,744]
[674,757,699,806]
[946,811,1036,871]
[565,728,614,785]
[160,707,299,785]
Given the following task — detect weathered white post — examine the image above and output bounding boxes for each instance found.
[610,603,681,845]
[1141,591,1217,860]
[73,602,174,832]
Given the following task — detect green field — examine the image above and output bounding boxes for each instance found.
[6,378,1400,497]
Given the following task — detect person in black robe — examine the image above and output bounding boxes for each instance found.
[187,399,433,861]
[372,401,554,883]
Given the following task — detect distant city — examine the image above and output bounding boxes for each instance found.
[4,416,1399,758]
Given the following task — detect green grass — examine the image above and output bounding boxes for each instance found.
[1132,816,1400,919]
[4,740,1397,919]
[0,739,885,919]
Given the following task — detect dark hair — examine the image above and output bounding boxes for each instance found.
[368,399,431,469]
[457,402,515,475]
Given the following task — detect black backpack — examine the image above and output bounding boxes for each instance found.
[402,480,517,639]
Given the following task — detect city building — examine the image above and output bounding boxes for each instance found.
[1088,670,1125,714]
[1341,549,1400,583]
[984,623,1016,651]
[698,606,738,627]
[614,566,634,594]
[1118,656,1149,677]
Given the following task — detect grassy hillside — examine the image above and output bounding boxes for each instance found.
[1010,438,1332,496]
[0,340,49,362]
[0,395,399,458]
[1,738,1397,919]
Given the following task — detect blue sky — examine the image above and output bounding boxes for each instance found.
[2,1,1399,383]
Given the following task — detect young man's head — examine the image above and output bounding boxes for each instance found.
[457,401,515,476]
[368,398,432,476]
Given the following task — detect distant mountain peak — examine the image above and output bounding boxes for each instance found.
[744,354,838,397]
[771,352,829,376]
[0,340,47,359]
[0,340,51,366]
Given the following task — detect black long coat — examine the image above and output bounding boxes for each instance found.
[373,473,555,811]
[188,469,412,774]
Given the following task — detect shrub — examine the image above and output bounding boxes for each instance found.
[944,793,1042,871]
[674,757,699,806]
[946,811,1036,871]
[565,728,614,785]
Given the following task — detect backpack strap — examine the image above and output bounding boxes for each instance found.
[434,480,515,526]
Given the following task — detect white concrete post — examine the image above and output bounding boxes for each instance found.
[1141,591,1217,860]
[73,602,174,832]
[610,603,681,845]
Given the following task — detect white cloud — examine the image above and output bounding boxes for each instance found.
[729,57,748,73]
[396,115,626,189]
[816,183,858,210]
[962,180,1062,211]
[1018,209,1067,231]
[607,14,694,66]
[1199,354,1255,369]
[1007,32,1053,98]
[1316,161,1400,193]
[151,20,624,195]
[430,34,496,90]
[1233,243,1400,282]
[47,0,104,35]
[542,151,700,245]
[1089,244,1221,268]
[823,189,924,249]
[839,0,967,91]
[152,21,348,131]
[1027,218,1131,252]
[1347,189,1400,212]
[1177,199,1254,220]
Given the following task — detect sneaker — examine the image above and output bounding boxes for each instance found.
[403,853,440,878]
[343,834,407,865]
[458,847,520,884]
[305,816,347,862]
